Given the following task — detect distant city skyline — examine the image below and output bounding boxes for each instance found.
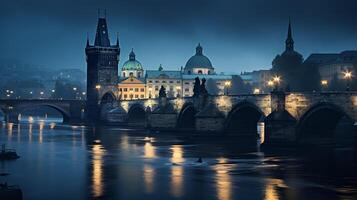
[1,0,357,72]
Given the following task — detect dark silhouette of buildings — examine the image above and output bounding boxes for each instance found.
[85,16,120,122]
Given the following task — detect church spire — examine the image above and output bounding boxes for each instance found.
[94,11,110,47]
[196,43,203,55]
[116,32,120,47]
[285,19,294,52]
[86,32,90,47]
[129,48,136,61]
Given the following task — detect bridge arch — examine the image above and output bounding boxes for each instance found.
[14,104,71,123]
[296,102,354,145]
[225,101,265,136]
[100,92,116,105]
[177,102,196,130]
[127,103,146,123]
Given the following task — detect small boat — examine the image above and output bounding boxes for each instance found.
[0,182,23,200]
[0,144,20,160]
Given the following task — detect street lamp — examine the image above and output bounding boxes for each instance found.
[176,86,181,97]
[253,88,260,94]
[224,81,231,95]
[95,84,101,90]
[272,75,281,91]
[321,80,328,91]
[343,70,352,91]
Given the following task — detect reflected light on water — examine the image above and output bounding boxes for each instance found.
[143,164,155,193]
[214,157,232,200]
[144,142,156,159]
[49,123,56,129]
[170,145,184,197]
[264,179,287,200]
[258,122,265,144]
[171,145,184,163]
[29,123,33,142]
[91,143,105,198]
[39,121,44,143]
[7,123,13,136]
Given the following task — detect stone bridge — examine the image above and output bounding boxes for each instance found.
[103,91,357,146]
[0,99,86,124]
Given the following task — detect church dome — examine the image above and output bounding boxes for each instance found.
[122,49,143,71]
[184,44,213,70]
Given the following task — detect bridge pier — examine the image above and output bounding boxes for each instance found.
[263,91,297,146]
[148,97,177,130]
[4,112,19,124]
[195,101,225,132]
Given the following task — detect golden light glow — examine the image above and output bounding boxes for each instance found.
[267,80,274,87]
[95,84,101,89]
[343,70,352,80]
[215,96,232,111]
[92,143,105,198]
[28,116,34,123]
[170,145,184,197]
[321,80,328,86]
[264,179,287,200]
[170,145,184,163]
[213,157,232,200]
[170,166,183,198]
[121,101,129,112]
[173,98,185,111]
[144,99,154,110]
[144,142,156,159]
[224,81,231,87]
[273,76,281,84]
[39,121,44,143]
[253,88,260,94]
[143,165,155,193]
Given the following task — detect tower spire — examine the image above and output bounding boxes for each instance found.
[94,14,110,47]
[196,43,203,55]
[86,32,90,47]
[116,32,119,47]
[285,18,294,52]
[129,48,135,60]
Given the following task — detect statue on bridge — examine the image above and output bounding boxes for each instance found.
[159,86,167,98]
[193,77,201,97]
[200,78,208,96]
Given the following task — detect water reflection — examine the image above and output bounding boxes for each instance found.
[144,142,156,159]
[143,164,155,193]
[264,179,287,200]
[91,142,105,198]
[39,121,44,143]
[170,145,184,197]
[213,157,232,200]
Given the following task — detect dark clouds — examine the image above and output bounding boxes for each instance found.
[1,0,357,72]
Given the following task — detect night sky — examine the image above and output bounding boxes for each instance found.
[1,0,357,72]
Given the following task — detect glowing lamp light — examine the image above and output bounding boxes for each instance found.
[95,85,101,89]
[273,76,281,84]
[73,87,77,91]
[321,80,328,86]
[343,70,352,80]
[51,89,55,93]
[82,92,86,95]
[40,91,44,95]
[253,88,260,94]
[224,81,231,87]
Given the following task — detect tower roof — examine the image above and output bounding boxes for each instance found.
[94,18,111,47]
[285,19,294,52]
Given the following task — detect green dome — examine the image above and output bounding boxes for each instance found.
[185,44,213,70]
[122,49,143,71]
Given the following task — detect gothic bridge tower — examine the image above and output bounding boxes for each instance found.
[85,14,120,122]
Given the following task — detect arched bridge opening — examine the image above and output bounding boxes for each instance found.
[127,104,146,125]
[15,104,70,123]
[297,103,355,146]
[225,102,265,138]
[177,103,196,130]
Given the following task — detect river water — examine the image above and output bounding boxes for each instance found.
[1,118,357,200]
